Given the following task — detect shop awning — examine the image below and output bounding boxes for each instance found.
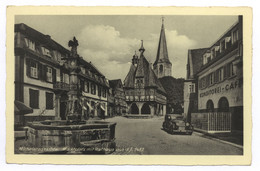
[14,100,33,115]
[100,105,105,111]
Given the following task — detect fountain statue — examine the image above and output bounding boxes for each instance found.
[24,37,116,154]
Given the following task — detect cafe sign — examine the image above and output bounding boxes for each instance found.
[200,78,242,98]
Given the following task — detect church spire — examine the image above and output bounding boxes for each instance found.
[153,17,172,78]
[154,17,171,66]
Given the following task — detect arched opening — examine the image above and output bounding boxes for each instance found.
[130,103,139,114]
[206,100,214,112]
[141,103,151,114]
[218,97,229,112]
[159,65,163,73]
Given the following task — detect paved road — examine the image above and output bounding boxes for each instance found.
[105,116,243,155]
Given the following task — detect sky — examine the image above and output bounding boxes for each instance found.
[15,15,238,80]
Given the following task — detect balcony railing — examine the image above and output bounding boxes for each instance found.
[54,82,70,91]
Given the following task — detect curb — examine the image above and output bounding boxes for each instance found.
[193,131,243,149]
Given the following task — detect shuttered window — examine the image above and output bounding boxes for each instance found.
[46,92,54,109]
[26,58,56,83]
[46,66,53,82]
[29,89,39,109]
[98,86,102,96]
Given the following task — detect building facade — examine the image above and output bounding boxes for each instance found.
[184,16,243,131]
[124,42,167,116]
[109,79,127,116]
[15,23,109,125]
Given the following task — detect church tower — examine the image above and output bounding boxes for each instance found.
[153,17,172,78]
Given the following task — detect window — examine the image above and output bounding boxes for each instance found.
[53,51,62,62]
[46,67,53,82]
[220,40,225,52]
[46,92,54,109]
[41,47,52,57]
[206,100,214,112]
[203,53,211,65]
[29,89,39,109]
[91,83,96,95]
[199,77,207,89]
[24,38,35,51]
[98,86,102,96]
[64,74,69,84]
[159,65,163,73]
[232,29,239,44]
[188,83,195,93]
[225,36,231,49]
[216,68,224,83]
[103,89,107,98]
[30,60,38,78]
[81,67,86,74]
[84,81,89,93]
[209,73,214,85]
[228,62,236,77]
[211,49,216,59]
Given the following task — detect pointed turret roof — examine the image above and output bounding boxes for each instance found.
[154,18,171,66]
[124,43,166,94]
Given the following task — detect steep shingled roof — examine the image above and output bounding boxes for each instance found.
[124,51,166,94]
[187,48,207,79]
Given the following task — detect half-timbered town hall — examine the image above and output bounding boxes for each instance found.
[124,41,167,116]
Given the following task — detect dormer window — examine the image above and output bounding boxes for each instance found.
[81,67,86,74]
[232,29,239,44]
[41,47,52,57]
[225,36,231,49]
[53,51,62,62]
[24,38,35,51]
[220,40,225,52]
[211,49,215,59]
[203,53,211,65]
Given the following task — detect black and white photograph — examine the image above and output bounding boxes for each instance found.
[5,6,252,165]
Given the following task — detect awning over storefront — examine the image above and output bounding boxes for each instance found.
[14,100,33,115]
[81,97,93,111]
[100,104,105,111]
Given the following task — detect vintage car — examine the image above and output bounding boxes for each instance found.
[162,114,193,135]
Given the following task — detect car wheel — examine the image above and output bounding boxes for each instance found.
[170,123,176,134]
[162,122,166,130]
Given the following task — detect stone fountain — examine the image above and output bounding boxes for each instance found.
[25,37,116,154]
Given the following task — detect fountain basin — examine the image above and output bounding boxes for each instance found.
[25,120,116,154]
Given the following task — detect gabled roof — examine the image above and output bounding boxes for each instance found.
[124,64,136,88]
[109,79,123,89]
[187,48,207,79]
[15,23,70,54]
[16,23,109,85]
[124,51,166,94]
[154,20,171,66]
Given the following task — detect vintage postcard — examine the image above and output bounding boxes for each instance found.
[6,6,252,165]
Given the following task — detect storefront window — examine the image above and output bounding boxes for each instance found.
[206,100,214,112]
[218,97,229,112]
